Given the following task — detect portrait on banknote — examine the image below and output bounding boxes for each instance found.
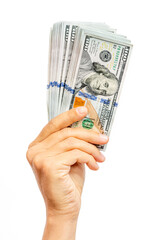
[74,51,119,97]
[48,23,132,150]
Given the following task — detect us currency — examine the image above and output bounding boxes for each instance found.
[60,23,116,114]
[47,24,57,121]
[48,23,59,120]
[47,28,53,121]
[62,30,132,151]
[57,23,72,114]
[49,22,110,116]
[55,23,71,116]
[47,23,132,151]
[59,24,78,114]
[58,22,115,114]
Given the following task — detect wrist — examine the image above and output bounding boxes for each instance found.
[43,212,78,240]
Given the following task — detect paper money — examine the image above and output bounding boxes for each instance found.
[59,22,115,114]
[47,22,132,151]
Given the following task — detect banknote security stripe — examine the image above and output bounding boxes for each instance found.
[47,82,118,106]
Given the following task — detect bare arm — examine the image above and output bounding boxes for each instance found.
[26,106,109,240]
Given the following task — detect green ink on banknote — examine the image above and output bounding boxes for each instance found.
[82,118,94,129]
[113,46,121,71]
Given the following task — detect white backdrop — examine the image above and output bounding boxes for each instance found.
[0,0,160,239]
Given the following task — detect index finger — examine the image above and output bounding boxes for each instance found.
[29,106,88,147]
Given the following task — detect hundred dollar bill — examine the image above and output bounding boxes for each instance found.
[60,24,118,114]
[58,23,115,114]
[48,22,71,120]
[59,24,78,113]
[55,23,71,116]
[49,23,59,120]
[57,23,72,114]
[63,31,132,150]
[47,28,53,121]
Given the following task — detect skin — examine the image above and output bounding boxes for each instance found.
[26,106,109,240]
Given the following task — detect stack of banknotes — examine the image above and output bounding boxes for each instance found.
[47,22,132,151]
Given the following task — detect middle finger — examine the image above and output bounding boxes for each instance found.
[42,127,109,149]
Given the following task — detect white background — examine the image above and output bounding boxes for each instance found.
[0,0,160,239]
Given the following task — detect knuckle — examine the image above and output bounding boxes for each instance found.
[26,148,33,164]
[58,128,65,137]
[72,149,82,159]
[66,136,76,146]
[58,127,71,140]
[87,155,94,165]
[72,149,80,154]
[89,154,95,161]
[32,154,42,170]
[41,160,51,173]
[62,127,71,136]
[41,160,57,176]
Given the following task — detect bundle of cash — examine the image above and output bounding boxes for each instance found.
[47,22,132,151]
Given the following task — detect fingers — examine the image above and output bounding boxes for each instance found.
[42,127,109,148]
[27,148,101,173]
[29,107,88,147]
[48,137,105,162]
[26,143,46,166]
[57,149,99,171]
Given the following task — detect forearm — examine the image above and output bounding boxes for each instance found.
[42,214,78,240]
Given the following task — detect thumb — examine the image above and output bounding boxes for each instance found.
[29,107,88,147]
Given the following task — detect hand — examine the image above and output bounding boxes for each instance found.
[26,107,109,239]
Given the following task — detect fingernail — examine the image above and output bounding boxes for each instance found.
[99,134,109,142]
[99,152,106,161]
[94,162,99,169]
[76,106,88,115]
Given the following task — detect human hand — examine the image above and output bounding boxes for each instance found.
[26,107,109,239]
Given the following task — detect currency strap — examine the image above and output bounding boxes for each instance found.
[47,81,118,107]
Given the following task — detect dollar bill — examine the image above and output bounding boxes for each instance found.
[47,28,53,121]
[49,23,59,120]
[62,31,132,150]
[47,22,132,151]
[60,24,117,114]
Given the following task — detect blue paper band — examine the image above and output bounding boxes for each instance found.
[47,81,118,107]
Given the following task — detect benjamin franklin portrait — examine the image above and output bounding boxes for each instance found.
[75,51,119,96]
